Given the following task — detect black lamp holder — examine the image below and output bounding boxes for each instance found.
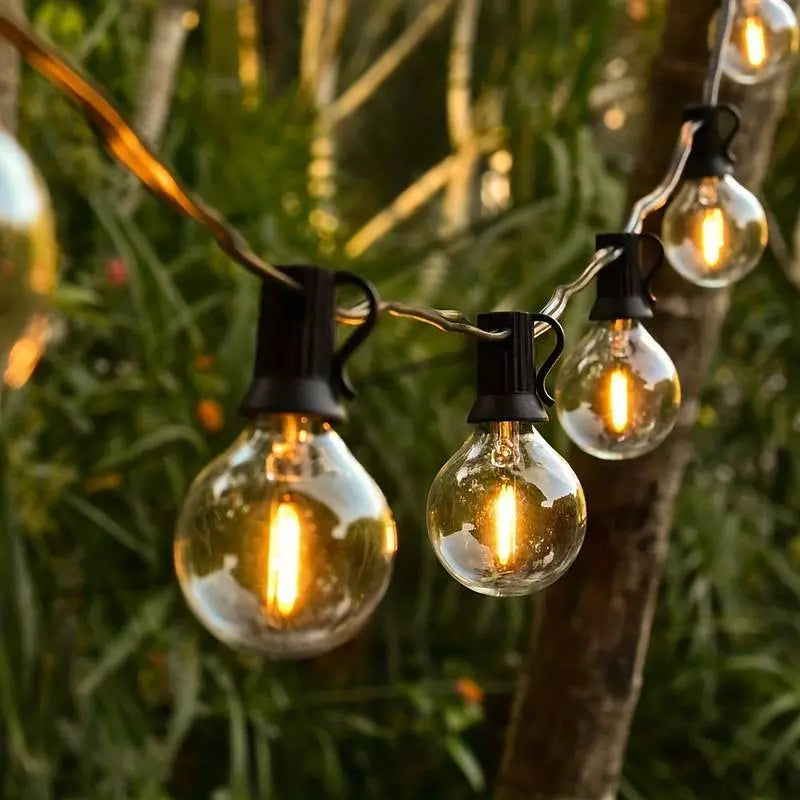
[589,232,664,322]
[467,311,564,424]
[681,103,741,180]
[240,265,380,424]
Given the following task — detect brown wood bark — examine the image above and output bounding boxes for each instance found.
[0,0,22,133]
[495,2,795,799]
[120,0,195,215]
[132,0,196,148]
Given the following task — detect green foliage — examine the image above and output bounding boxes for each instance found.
[2,1,799,798]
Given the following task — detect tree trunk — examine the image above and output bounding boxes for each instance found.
[133,0,195,147]
[0,0,21,133]
[120,0,196,215]
[495,2,795,799]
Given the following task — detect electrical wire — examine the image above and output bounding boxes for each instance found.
[0,0,736,342]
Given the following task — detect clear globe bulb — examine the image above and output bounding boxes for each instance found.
[0,131,57,375]
[662,175,767,287]
[426,422,586,597]
[175,413,396,659]
[713,0,799,85]
[555,319,681,461]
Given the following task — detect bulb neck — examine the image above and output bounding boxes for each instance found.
[250,413,329,437]
[590,232,660,321]
[681,104,739,180]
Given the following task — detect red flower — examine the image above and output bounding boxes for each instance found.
[197,399,225,434]
[105,257,128,288]
[455,677,485,706]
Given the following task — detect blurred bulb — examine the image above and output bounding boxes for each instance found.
[662,175,767,287]
[0,131,57,374]
[426,421,586,596]
[556,320,681,461]
[3,313,51,389]
[175,413,396,658]
[714,0,799,84]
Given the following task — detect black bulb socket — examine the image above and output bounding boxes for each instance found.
[240,265,379,424]
[467,311,564,425]
[681,104,740,180]
[590,232,664,322]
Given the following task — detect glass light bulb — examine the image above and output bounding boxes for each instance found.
[426,421,586,597]
[713,0,799,85]
[0,131,57,373]
[175,413,396,659]
[662,175,767,287]
[555,319,681,461]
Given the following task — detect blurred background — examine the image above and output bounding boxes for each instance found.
[2,0,800,798]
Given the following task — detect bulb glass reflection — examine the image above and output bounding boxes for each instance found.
[427,421,586,597]
[175,413,396,658]
[714,0,799,85]
[556,320,681,461]
[662,176,767,287]
[0,131,57,375]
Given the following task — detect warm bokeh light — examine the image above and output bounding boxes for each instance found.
[494,484,517,567]
[604,106,627,131]
[181,10,200,31]
[489,149,513,174]
[3,313,49,389]
[608,368,631,434]
[700,207,726,267]
[266,501,302,619]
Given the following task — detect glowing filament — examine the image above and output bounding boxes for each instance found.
[608,368,631,434]
[495,485,517,567]
[266,502,301,618]
[743,16,768,67]
[700,208,726,267]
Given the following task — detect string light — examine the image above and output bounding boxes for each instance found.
[427,313,587,596]
[0,1,782,653]
[0,129,57,380]
[715,0,799,85]
[662,105,767,287]
[556,234,681,461]
[175,268,397,658]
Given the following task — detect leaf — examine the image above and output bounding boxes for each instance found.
[444,735,485,791]
[207,656,250,799]
[61,492,153,560]
[77,589,174,698]
[96,425,205,472]
[164,634,202,761]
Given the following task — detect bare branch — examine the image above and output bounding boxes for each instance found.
[345,134,496,258]
[326,0,455,125]
[446,0,479,148]
[441,0,481,235]
[300,0,328,97]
